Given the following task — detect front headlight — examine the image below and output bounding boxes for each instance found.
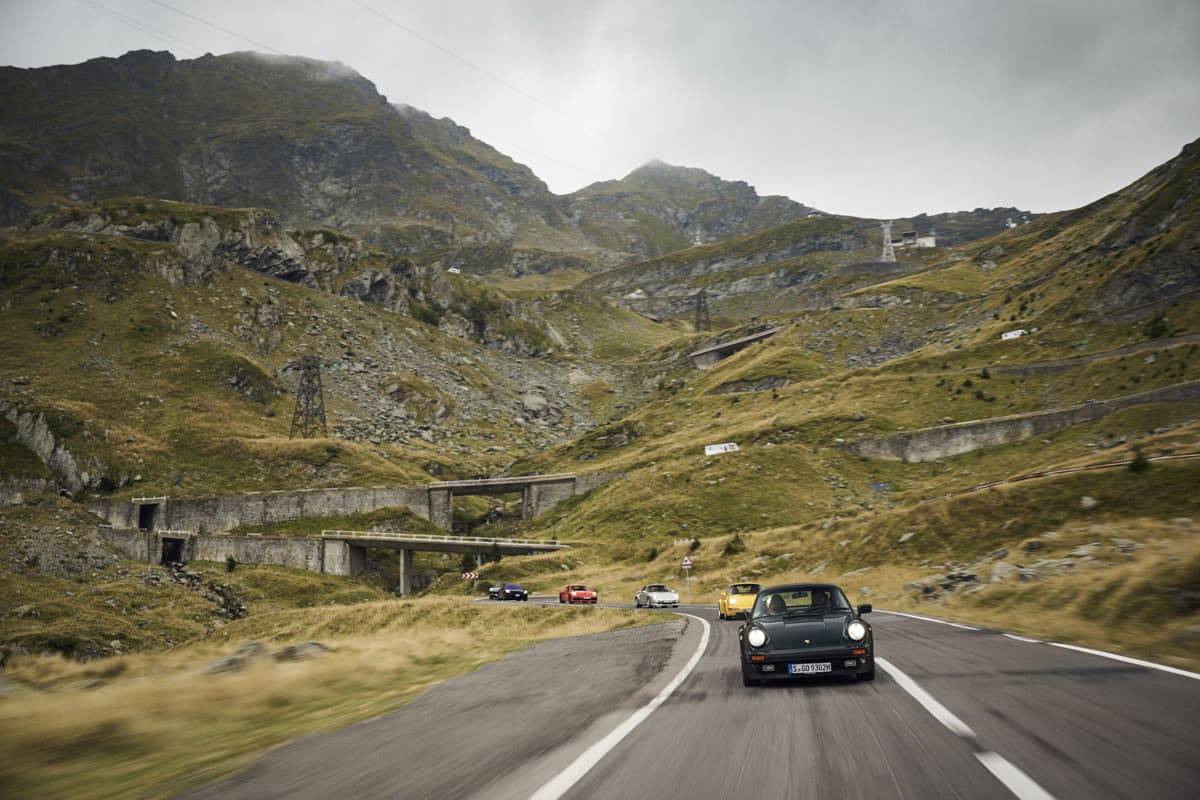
[847,621,867,641]
[747,628,767,647]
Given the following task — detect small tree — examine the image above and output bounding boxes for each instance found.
[460,550,476,573]
[645,546,659,562]
[689,538,701,552]
[723,533,745,556]
[979,367,991,379]
[1144,311,1169,339]
[1129,447,1150,473]
[490,541,502,564]
[225,556,238,573]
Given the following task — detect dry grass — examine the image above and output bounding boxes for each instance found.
[0,597,653,800]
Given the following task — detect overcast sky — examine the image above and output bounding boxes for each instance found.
[2,0,1199,217]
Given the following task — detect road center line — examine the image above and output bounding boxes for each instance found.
[526,612,712,800]
[876,609,981,630]
[876,657,975,737]
[1046,642,1200,681]
[976,752,1057,800]
[877,658,1057,800]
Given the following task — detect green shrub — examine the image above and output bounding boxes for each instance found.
[225,556,238,572]
[723,533,745,556]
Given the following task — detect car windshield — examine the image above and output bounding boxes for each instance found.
[645,584,669,592]
[504,584,523,590]
[729,583,761,595]
[751,586,851,618]
[569,585,587,591]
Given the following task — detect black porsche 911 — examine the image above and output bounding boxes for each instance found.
[738,583,874,685]
[495,583,529,601]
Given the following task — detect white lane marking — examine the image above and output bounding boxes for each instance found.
[527,612,712,800]
[876,609,980,631]
[875,657,975,738]
[976,752,1057,800]
[1002,633,1042,643]
[878,658,1058,800]
[1047,642,1200,681]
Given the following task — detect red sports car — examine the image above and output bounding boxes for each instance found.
[559,584,598,604]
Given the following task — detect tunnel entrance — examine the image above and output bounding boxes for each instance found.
[137,503,159,531]
[160,536,185,565]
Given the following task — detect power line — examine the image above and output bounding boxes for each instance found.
[349,0,613,147]
[76,0,203,55]
[149,0,286,55]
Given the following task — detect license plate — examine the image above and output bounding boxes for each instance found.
[788,662,832,674]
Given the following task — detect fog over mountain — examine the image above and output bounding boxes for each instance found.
[2,0,1198,217]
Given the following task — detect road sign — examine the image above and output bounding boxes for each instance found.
[704,442,739,456]
[682,556,693,569]
[462,571,478,580]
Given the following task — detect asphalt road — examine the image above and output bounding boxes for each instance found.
[187,598,1200,800]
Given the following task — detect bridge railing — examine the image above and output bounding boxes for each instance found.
[320,530,564,547]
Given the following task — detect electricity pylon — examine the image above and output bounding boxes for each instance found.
[880,221,896,263]
[693,289,712,332]
[288,355,328,439]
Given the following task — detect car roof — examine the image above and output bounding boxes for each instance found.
[759,582,843,593]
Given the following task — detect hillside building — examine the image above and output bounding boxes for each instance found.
[891,228,937,249]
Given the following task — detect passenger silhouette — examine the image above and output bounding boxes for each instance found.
[767,594,788,615]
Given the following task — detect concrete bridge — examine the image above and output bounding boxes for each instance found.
[98,527,567,595]
[320,530,567,594]
[88,472,618,535]
[688,327,782,369]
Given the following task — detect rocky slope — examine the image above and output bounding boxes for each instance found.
[0,49,1028,288]
[565,160,818,259]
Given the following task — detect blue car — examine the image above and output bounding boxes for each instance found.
[495,583,529,601]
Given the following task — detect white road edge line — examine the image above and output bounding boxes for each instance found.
[527,612,712,800]
[882,609,1199,681]
[1047,642,1200,681]
[875,658,975,738]
[876,609,980,631]
[976,752,1057,800]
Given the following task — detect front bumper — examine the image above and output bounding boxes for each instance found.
[500,593,528,601]
[743,646,872,679]
[648,600,679,608]
[569,596,598,604]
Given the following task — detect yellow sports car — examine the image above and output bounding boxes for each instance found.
[719,583,762,620]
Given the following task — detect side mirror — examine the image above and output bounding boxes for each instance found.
[857,604,873,615]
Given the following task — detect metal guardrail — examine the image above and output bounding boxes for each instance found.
[320,530,565,547]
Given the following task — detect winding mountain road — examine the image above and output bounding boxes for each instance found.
[188,600,1200,800]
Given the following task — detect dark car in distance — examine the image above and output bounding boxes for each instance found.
[738,583,874,685]
[495,583,529,601]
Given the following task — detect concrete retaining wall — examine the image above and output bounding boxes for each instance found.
[86,472,623,537]
[99,525,328,573]
[88,485,431,534]
[194,535,323,572]
[848,380,1200,462]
